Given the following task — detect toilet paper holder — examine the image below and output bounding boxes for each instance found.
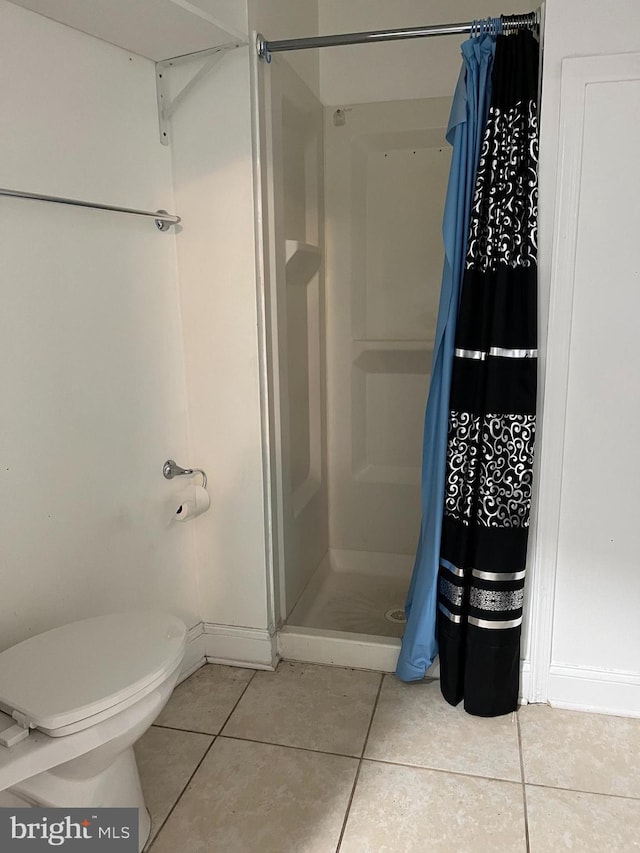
[163,459,207,489]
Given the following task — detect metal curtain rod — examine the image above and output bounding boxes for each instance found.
[257,12,538,61]
[0,187,181,231]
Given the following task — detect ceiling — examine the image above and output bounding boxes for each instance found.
[8,0,248,61]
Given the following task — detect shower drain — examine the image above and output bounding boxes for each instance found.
[384,607,407,624]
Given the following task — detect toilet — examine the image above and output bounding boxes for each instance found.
[0,611,186,852]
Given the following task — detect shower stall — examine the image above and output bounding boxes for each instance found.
[255,39,453,670]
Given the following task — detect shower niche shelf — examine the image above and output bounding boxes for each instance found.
[285,240,321,284]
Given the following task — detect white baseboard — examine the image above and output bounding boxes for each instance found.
[203,623,277,670]
[179,622,277,680]
[178,623,207,684]
[278,626,401,672]
[184,621,533,707]
[548,663,640,717]
[519,659,532,705]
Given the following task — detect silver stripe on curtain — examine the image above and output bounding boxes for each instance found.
[471,568,527,581]
[439,603,463,623]
[467,615,523,630]
[440,558,465,577]
[454,347,538,359]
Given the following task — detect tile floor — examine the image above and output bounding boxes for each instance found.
[135,662,640,852]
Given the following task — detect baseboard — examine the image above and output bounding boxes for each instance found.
[178,623,207,684]
[278,626,401,672]
[279,627,532,698]
[547,663,640,717]
[184,621,534,704]
[179,622,277,678]
[203,622,277,670]
[519,659,532,705]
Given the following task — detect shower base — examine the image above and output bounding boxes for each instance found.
[288,549,412,638]
[280,550,442,674]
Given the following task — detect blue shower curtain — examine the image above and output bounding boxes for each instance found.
[396,32,498,682]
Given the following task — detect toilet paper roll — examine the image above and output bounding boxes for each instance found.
[174,485,210,522]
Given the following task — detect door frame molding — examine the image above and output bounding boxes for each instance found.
[527,52,640,708]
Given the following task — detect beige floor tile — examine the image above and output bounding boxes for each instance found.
[154,664,255,734]
[519,704,640,797]
[340,761,526,853]
[527,785,640,852]
[222,661,381,756]
[134,726,212,844]
[364,676,521,781]
[151,737,358,853]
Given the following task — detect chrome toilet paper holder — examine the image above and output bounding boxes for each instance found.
[163,459,207,489]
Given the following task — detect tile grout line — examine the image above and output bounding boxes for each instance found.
[214,669,259,736]
[146,735,216,852]
[523,781,640,803]
[146,669,259,852]
[218,668,264,738]
[153,726,528,788]
[349,755,522,786]
[214,732,526,788]
[335,672,385,853]
[516,712,531,853]
[216,732,362,761]
[152,722,218,737]
[151,715,640,804]
[184,722,640,807]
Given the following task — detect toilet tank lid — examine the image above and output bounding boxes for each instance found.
[0,612,186,733]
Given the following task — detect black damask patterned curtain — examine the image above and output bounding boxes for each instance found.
[437,31,539,717]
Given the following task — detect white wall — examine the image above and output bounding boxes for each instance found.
[248,0,319,98]
[186,0,247,35]
[0,0,315,667]
[168,47,272,635]
[0,1,200,650]
[533,0,640,714]
[318,0,533,105]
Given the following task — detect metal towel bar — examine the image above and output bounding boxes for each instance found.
[0,187,180,231]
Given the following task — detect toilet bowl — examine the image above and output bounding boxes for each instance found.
[0,611,187,852]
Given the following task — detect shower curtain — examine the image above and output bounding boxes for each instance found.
[396,30,499,683]
[396,30,538,716]
[398,28,539,718]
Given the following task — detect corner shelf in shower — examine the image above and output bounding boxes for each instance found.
[285,240,321,284]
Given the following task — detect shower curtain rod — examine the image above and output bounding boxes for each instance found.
[256,11,538,61]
